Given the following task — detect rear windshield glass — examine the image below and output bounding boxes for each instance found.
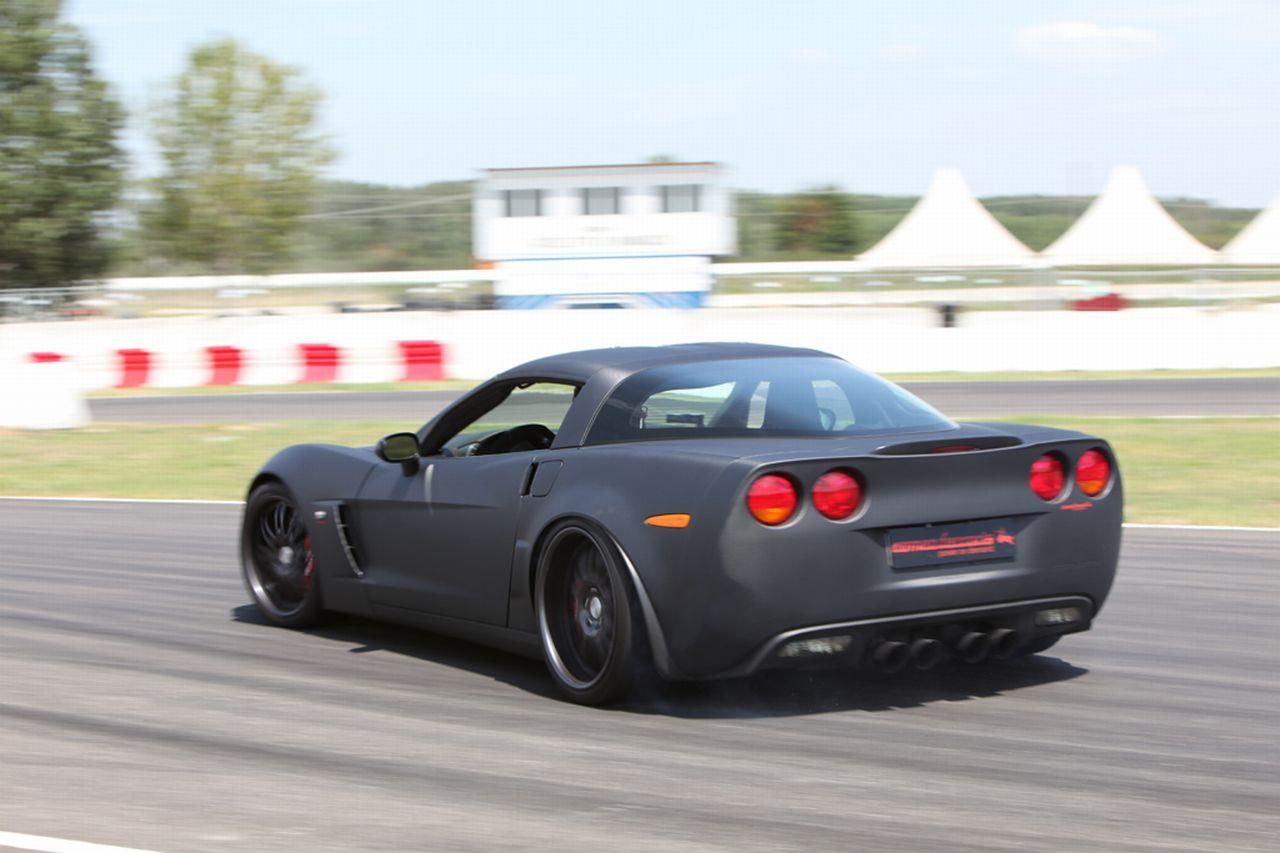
[586,357,953,444]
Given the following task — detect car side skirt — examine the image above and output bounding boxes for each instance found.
[368,603,544,661]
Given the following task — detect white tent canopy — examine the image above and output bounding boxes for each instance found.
[1221,192,1280,265]
[1043,166,1215,266]
[857,168,1035,268]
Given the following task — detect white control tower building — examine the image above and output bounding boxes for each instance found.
[473,162,735,308]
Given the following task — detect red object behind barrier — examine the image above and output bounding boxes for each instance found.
[28,352,65,363]
[206,346,243,386]
[1072,293,1129,311]
[298,343,340,383]
[398,340,445,381]
[116,348,152,388]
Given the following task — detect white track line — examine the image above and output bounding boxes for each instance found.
[90,389,409,400]
[1122,522,1280,533]
[0,496,241,506]
[0,496,1274,532]
[0,830,159,853]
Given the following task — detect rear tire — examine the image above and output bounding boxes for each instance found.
[241,482,324,628]
[535,521,648,705]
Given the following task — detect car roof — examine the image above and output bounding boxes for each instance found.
[496,342,838,384]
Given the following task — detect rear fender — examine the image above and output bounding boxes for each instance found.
[509,449,735,679]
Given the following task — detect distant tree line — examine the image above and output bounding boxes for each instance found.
[2,2,330,288]
[0,2,1262,287]
[106,181,1259,277]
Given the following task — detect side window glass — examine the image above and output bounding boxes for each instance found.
[504,189,542,217]
[812,379,856,430]
[659,184,701,213]
[582,186,622,215]
[444,383,577,454]
[637,382,735,430]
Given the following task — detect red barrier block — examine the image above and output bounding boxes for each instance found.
[205,345,243,386]
[298,343,341,384]
[116,348,152,388]
[28,352,65,363]
[398,340,445,382]
[1072,293,1129,312]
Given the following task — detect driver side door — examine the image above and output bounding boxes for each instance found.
[352,381,577,625]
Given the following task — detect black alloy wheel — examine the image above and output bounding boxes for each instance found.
[241,482,323,627]
[536,522,646,705]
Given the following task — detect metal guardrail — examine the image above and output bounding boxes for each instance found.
[3,263,1279,321]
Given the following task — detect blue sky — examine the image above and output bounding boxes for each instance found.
[66,0,1280,206]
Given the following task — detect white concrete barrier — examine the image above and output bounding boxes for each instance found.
[0,356,90,429]
[0,304,1276,389]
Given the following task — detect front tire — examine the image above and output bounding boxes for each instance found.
[535,521,647,705]
[241,482,323,628]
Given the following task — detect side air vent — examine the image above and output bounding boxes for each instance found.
[334,504,364,577]
[874,436,1021,456]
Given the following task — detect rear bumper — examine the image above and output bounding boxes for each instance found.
[719,594,1094,678]
[645,505,1120,678]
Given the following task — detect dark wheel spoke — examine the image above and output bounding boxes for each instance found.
[283,512,304,546]
[275,571,303,599]
[258,514,276,547]
[542,531,621,689]
[251,540,277,567]
[244,493,313,618]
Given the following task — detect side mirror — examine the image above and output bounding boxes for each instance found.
[376,432,421,475]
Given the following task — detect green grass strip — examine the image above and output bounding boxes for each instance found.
[0,417,1274,527]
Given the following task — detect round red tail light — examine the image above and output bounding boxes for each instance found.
[746,474,798,526]
[1076,449,1111,497]
[1029,453,1066,501]
[812,470,863,520]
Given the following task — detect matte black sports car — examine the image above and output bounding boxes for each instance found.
[242,343,1121,704]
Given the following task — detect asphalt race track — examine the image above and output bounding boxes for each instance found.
[87,377,1280,424]
[0,500,1276,851]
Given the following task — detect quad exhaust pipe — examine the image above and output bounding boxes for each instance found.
[872,641,911,674]
[872,629,1020,672]
[908,638,944,671]
[956,631,992,663]
[874,638,945,672]
[988,628,1020,659]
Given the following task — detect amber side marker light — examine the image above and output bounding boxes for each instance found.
[645,513,691,529]
[1077,449,1112,497]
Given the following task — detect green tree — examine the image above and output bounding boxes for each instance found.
[146,39,332,273]
[0,0,125,288]
[775,186,858,255]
